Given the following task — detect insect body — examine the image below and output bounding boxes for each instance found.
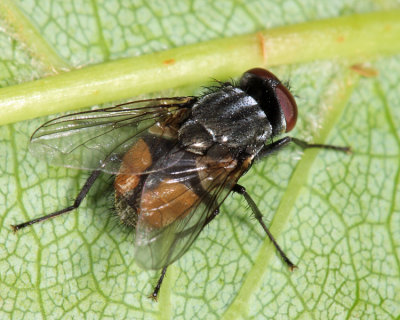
[12,68,350,300]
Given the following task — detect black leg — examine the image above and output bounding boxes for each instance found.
[290,137,351,153]
[257,136,351,159]
[149,207,220,301]
[149,266,168,301]
[203,208,220,226]
[233,184,297,271]
[11,170,101,233]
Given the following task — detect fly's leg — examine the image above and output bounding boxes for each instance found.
[290,137,351,153]
[233,184,297,271]
[251,139,350,266]
[203,207,220,226]
[11,170,101,233]
[149,266,168,301]
[149,208,220,301]
[257,136,351,159]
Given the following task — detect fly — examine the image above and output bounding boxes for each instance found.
[12,68,351,300]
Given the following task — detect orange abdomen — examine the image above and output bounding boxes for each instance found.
[114,136,198,230]
[140,179,199,229]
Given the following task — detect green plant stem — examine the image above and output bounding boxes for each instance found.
[1,10,400,126]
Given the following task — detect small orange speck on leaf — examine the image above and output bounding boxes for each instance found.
[256,32,267,63]
[163,59,176,65]
[336,35,345,42]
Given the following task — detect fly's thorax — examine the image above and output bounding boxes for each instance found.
[148,107,192,140]
[178,85,272,156]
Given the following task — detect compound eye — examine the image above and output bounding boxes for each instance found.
[245,68,279,82]
[275,83,297,132]
[245,68,298,132]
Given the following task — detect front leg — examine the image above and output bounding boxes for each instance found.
[257,136,351,160]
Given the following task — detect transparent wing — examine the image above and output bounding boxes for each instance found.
[133,145,249,270]
[30,97,195,174]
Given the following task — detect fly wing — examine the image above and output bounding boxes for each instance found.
[133,145,250,270]
[29,97,194,174]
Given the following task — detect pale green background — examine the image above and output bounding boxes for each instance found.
[1,1,399,319]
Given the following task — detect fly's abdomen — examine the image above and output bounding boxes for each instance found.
[114,134,186,229]
[114,138,153,227]
[139,178,199,229]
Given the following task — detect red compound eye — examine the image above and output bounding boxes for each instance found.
[246,68,298,132]
[275,83,297,132]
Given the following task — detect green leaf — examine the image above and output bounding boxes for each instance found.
[1,1,399,319]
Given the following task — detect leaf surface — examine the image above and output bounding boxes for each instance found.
[0,1,399,319]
